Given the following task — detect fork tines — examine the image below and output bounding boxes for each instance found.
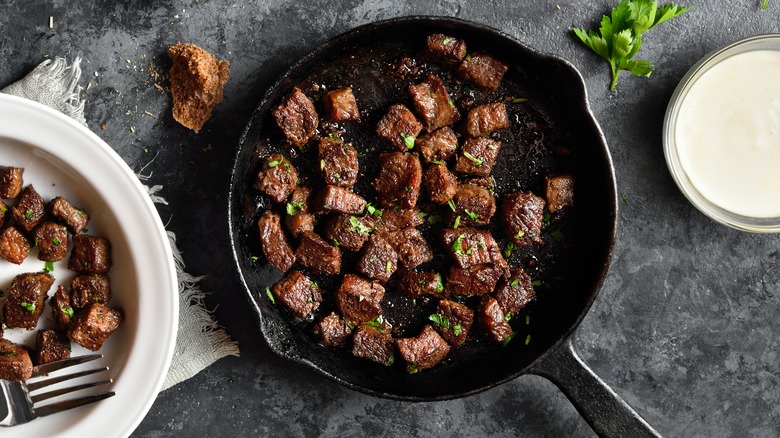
[31,354,103,378]
[28,354,115,418]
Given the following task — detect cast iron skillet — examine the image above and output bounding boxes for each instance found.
[229,16,660,437]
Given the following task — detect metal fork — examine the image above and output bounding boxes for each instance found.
[1,354,115,427]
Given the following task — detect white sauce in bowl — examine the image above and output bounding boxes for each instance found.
[675,50,780,218]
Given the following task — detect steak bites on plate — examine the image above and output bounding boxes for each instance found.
[247,32,576,374]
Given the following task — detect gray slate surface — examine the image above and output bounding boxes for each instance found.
[2,1,780,436]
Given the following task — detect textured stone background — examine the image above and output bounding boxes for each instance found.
[2,1,780,436]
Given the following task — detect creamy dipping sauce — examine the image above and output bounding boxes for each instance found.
[675,50,780,218]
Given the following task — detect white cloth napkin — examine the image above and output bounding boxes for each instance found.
[1,57,239,391]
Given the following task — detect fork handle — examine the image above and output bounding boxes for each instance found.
[0,380,35,427]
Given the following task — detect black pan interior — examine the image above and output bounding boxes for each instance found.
[228,16,616,400]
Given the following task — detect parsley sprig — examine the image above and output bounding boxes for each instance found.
[573,0,689,90]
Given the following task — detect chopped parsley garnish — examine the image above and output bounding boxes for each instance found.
[387,355,395,365]
[532,279,542,287]
[429,313,450,329]
[430,160,445,165]
[525,334,532,345]
[447,199,456,211]
[20,301,35,312]
[348,216,372,235]
[511,277,520,287]
[501,333,516,346]
[76,209,85,216]
[331,239,340,247]
[25,209,34,219]
[526,314,531,325]
[250,256,260,262]
[503,242,516,258]
[621,192,629,205]
[265,287,276,304]
[511,97,528,103]
[550,230,565,241]
[283,161,292,173]
[359,295,365,302]
[434,274,444,292]
[514,230,525,239]
[400,132,415,150]
[464,209,479,221]
[451,234,466,255]
[453,325,463,336]
[407,364,419,374]
[463,151,484,166]
[320,159,325,170]
[542,212,552,229]
[365,316,384,328]
[443,36,451,44]
[267,159,281,168]
[286,200,304,216]
[504,313,512,322]
[385,260,393,274]
[43,261,54,273]
[448,99,455,108]
[453,215,461,229]
[62,306,74,318]
[404,185,412,192]
[427,213,442,225]
[52,237,62,245]
[366,203,382,217]
[0,204,6,213]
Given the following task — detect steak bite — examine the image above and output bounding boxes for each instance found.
[324,214,376,252]
[432,299,474,347]
[464,103,510,138]
[376,104,423,152]
[318,137,359,187]
[409,74,460,132]
[382,227,433,269]
[371,152,422,209]
[68,235,112,274]
[446,264,503,296]
[352,323,395,366]
[51,285,74,331]
[356,234,398,283]
[455,138,502,178]
[335,274,385,325]
[447,184,496,227]
[321,87,360,122]
[0,339,33,381]
[0,225,31,264]
[440,227,508,272]
[314,312,353,347]
[48,196,89,235]
[545,173,575,213]
[70,274,112,309]
[477,295,513,343]
[272,87,319,147]
[35,329,71,365]
[426,33,467,64]
[271,270,323,319]
[423,164,457,205]
[284,185,315,239]
[33,221,69,262]
[67,303,124,351]
[416,127,458,164]
[11,185,46,232]
[257,210,296,273]
[0,166,24,199]
[4,272,55,330]
[373,207,424,233]
[501,191,546,247]
[397,270,444,299]
[315,185,367,215]
[253,153,298,203]
[295,231,341,276]
[456,52,509,91]
[396,325,450,372]
[494,268,535,316]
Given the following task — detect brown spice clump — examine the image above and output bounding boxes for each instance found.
[168,42,230,133]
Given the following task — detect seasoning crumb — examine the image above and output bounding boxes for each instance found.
[100,124,107,130]
[555,4,561,10]
[49,16,53,28]
[144,111,156,118]
[130,126,135,133]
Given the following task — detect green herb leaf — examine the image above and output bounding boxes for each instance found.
[451,234,465,255]
[286,200,305,216]
[550,230,565,241]
[265,287,276,304]
[20,301,35,312]
[463,151,484,166]
[359,295,365,302]
[430,160,445,165]
[504,313,512,322]
[447,199,456,211]
[452,325,463,336]
[501,333,516,346]
[503,242,516,258]
[453,215,461,229]
[366,203,382,217]
[52,237,61,245]
[267,160,281,168]
[43,261,54,273]
[762,0,769,10]
[525,334,532,345]
[526,314,531,325]
[464,209,479,221]
[511,97,528,103]
[404,185,412,192]
[348,216,372,235]
[429,313,450,329]
[25,209,34,219]
[434,274,444,292]
[427,213,442,225]
[385,260,393,274]
[408,363,418,374]
[365,316,384,328]
[332,239,340,247]
[62,306,75,319]
[250,256,260,262]
[511,277,520,287]
[387,355,395,365]
[400,132,415,150]
[514,230,525,239]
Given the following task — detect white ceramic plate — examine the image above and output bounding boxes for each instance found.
[0,94,177,437]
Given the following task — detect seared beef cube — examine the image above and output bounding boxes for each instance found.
[253,153,297,203]
[416,127,458,164]
[271,270,322,318]
[397,270,444,299]
[67,303,124,351]
[258,211,296,273]
[0,201,7,227]
[33,221,69,262]
[389,54,420,81]
[11,185,45,232]
[48,196,89,235]
[501,191,545,247]
[70,274,112,309]
[68,235,112,274]
[0,226,31,264]
[455,138,502,178]
[352,324,395,366]
[424,164,457,205]
[432,299,474,347]
[373,208,424,233]
[335,274,384,325]
[51,285,74,331]
[0,166,24,199]
[295,231,341,275]
[376,104,423,152]
[396,325,450,372]
[318,138,359,187]
[357,235,398,283]
[4,272,54,330]
[464,103,509,138]
[446,264,503,296]
[284,185,315,238]
[477,295,513,342]
[35,329,71,365]
[272,87,319,147]
[447,184,496,227]
[426,33,467,64]
[371,152,422,208]
[409,75,460,132]
[545,173,574,213]
[456,52,508,91]
[382,227,433,268]
[440,228,508,272]
[324,214,376,252]
[494,268,535,316]
[321,87,360,122]
[314,312,353,347]
[464,176,496,192]
[0,339,33,381]
[315,185,366,215]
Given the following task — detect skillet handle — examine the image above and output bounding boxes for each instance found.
[528,337,661,438]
